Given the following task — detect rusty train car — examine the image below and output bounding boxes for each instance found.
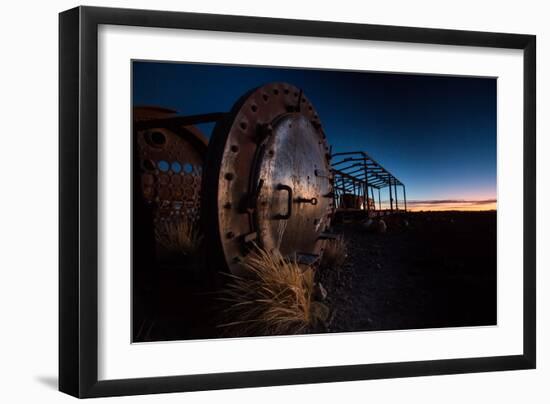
[133,82,406,275]
[133,106,208,266]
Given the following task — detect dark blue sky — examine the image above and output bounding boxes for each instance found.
[133,61,496,202]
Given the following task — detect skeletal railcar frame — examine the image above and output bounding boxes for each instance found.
[331,151,407,217]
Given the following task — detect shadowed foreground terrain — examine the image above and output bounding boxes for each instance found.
[133,211,496,342]
[318,210,497,332]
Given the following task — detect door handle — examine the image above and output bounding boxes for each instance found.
[274,184,293,220]
[295,197,318,205]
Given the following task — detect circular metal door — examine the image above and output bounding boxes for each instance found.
[203,83,333,275]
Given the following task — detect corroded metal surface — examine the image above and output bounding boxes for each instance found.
[203,83,333,275]
[134,106,208,260]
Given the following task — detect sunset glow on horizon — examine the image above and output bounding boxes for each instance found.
[406,199,496,212]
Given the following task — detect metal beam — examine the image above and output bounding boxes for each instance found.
[134,112,227,130]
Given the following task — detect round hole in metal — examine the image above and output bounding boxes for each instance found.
[158,160,170,172]
[150,131,166,145]
[183,163,194,174]
[171,161,182,173]
[143,159,155,171]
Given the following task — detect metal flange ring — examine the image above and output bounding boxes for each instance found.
[203,83,333,275]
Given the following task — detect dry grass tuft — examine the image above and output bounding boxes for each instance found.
[320,237,348,270]
[155,218,203,256]
[219,245,328,336]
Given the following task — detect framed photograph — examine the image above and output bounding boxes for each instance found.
[59,6,536,398]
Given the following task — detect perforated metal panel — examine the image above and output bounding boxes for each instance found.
[134,106,208,261]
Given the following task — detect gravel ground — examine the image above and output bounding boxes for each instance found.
[317,211,497,333]
[135,211,496,341]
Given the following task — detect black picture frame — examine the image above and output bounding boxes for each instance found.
[59,5,536,398]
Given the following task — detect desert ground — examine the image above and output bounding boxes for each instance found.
[133,210,497,342]
[317,210,497,333]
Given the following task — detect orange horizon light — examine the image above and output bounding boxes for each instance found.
[406,200,496,212]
